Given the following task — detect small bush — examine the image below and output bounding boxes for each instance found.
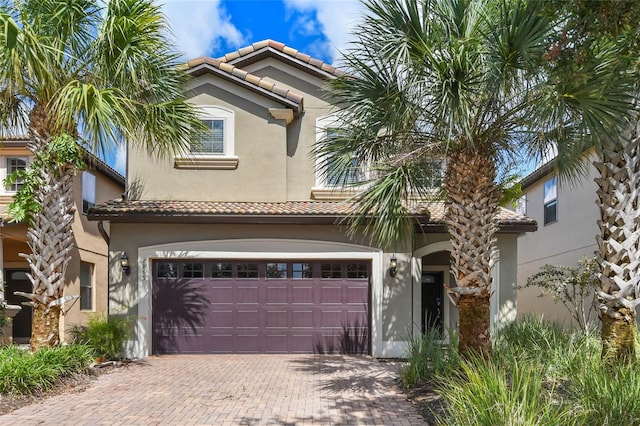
[436,355,577,426]
[401,328,460,387]
[569,363,640,425]
[521,257,599,333]
[70,315,130,360]
[0,345,93,394]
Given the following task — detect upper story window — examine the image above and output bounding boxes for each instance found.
[192,106,234,156]
[192,119,224,155]
[5,157,27,192]
[315,118,366,189]
[543,176,557,225]
[515,195,527,216]
[175,106,237,170]
[82,171,96,214]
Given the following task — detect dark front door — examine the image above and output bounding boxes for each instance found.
[421,271,443,335]
[5,269,32,342]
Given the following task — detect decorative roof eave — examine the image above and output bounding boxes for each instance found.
[219,40,343,80]
[520,159,556,190]
[87,200,536,232]
[183,59,303,117]
[0,138,125,187]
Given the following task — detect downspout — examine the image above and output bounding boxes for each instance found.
[97,221,110,245]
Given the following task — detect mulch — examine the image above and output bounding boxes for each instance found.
[402,379,446,425]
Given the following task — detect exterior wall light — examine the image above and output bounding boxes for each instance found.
[389,254,398,277]
[120,252,130,276]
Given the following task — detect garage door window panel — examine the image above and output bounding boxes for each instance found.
[292,262,312,279]
[157,262,178,279]
[237,263,258,279]
[347,263,368,279]
[321,263,342,279]
[211,262,233,279]
[182,263,204,278]
[267,262,287,279]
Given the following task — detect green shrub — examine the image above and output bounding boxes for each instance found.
[401,328,460,387]
[494,315,599,374]
[569,362,640,425]
[436,355,577,426]
[70,315,130,360]
[0,345,93,394]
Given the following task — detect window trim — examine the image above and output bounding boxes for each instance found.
[4,156,28,194]
[543,176,558,225]
[312,116,367,200]
[79,261,94,311]
[175,105,238,170]
[81,171,96,215]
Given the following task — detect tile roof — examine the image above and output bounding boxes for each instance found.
[183,56,304,116]
[88,199,536,230]
[218,39,344,77]
[182,39,347,117]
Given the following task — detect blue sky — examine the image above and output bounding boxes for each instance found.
[110,0,362,173]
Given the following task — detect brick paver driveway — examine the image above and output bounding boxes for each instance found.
[1,355,426,425]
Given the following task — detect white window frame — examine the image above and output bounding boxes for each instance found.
[543,176,558,225]
[193,106,235,157]
[4,156,28,194]
[82,171,96,214]
[175,106,238,170]
[314,115,367,189]
[80,261,94,311]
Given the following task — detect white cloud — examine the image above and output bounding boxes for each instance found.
[160,0,247,59]
[283,0,363,64]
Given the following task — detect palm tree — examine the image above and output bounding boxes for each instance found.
[541,0,640,363]
[0,0,202,350]
[318,0,635,355]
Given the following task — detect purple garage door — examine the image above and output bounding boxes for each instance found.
[152,260,370,354]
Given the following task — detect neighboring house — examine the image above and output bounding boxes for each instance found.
[516,151,599,325]
[0,138,125,344]
[89,40,536,358]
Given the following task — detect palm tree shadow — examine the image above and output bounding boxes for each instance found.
[152,278,210,354]
[313,304,369,355]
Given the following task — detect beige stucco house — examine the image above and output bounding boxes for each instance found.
[0,138,125,343]
[516,152,600,326]
[89,40,536,358]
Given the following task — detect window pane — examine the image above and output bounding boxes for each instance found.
[237,263,258,279]
[326,155,363,186]
[347,263,368,279]
[82,172,96,214]
[267,262,287,279]
[321,263,342,279]
[211,262,232,279]
[182,263,204,278]
[192,119,224,154]
[6,157,27,192]
[544,200,557,225]
[157,262,178,278]
[80,262,93,311]
[543,177,557,204]
[292,263,312,279]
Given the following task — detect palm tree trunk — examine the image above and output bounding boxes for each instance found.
[594,135,640,363]
[24,135,76,351]
[444,149,500,356]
